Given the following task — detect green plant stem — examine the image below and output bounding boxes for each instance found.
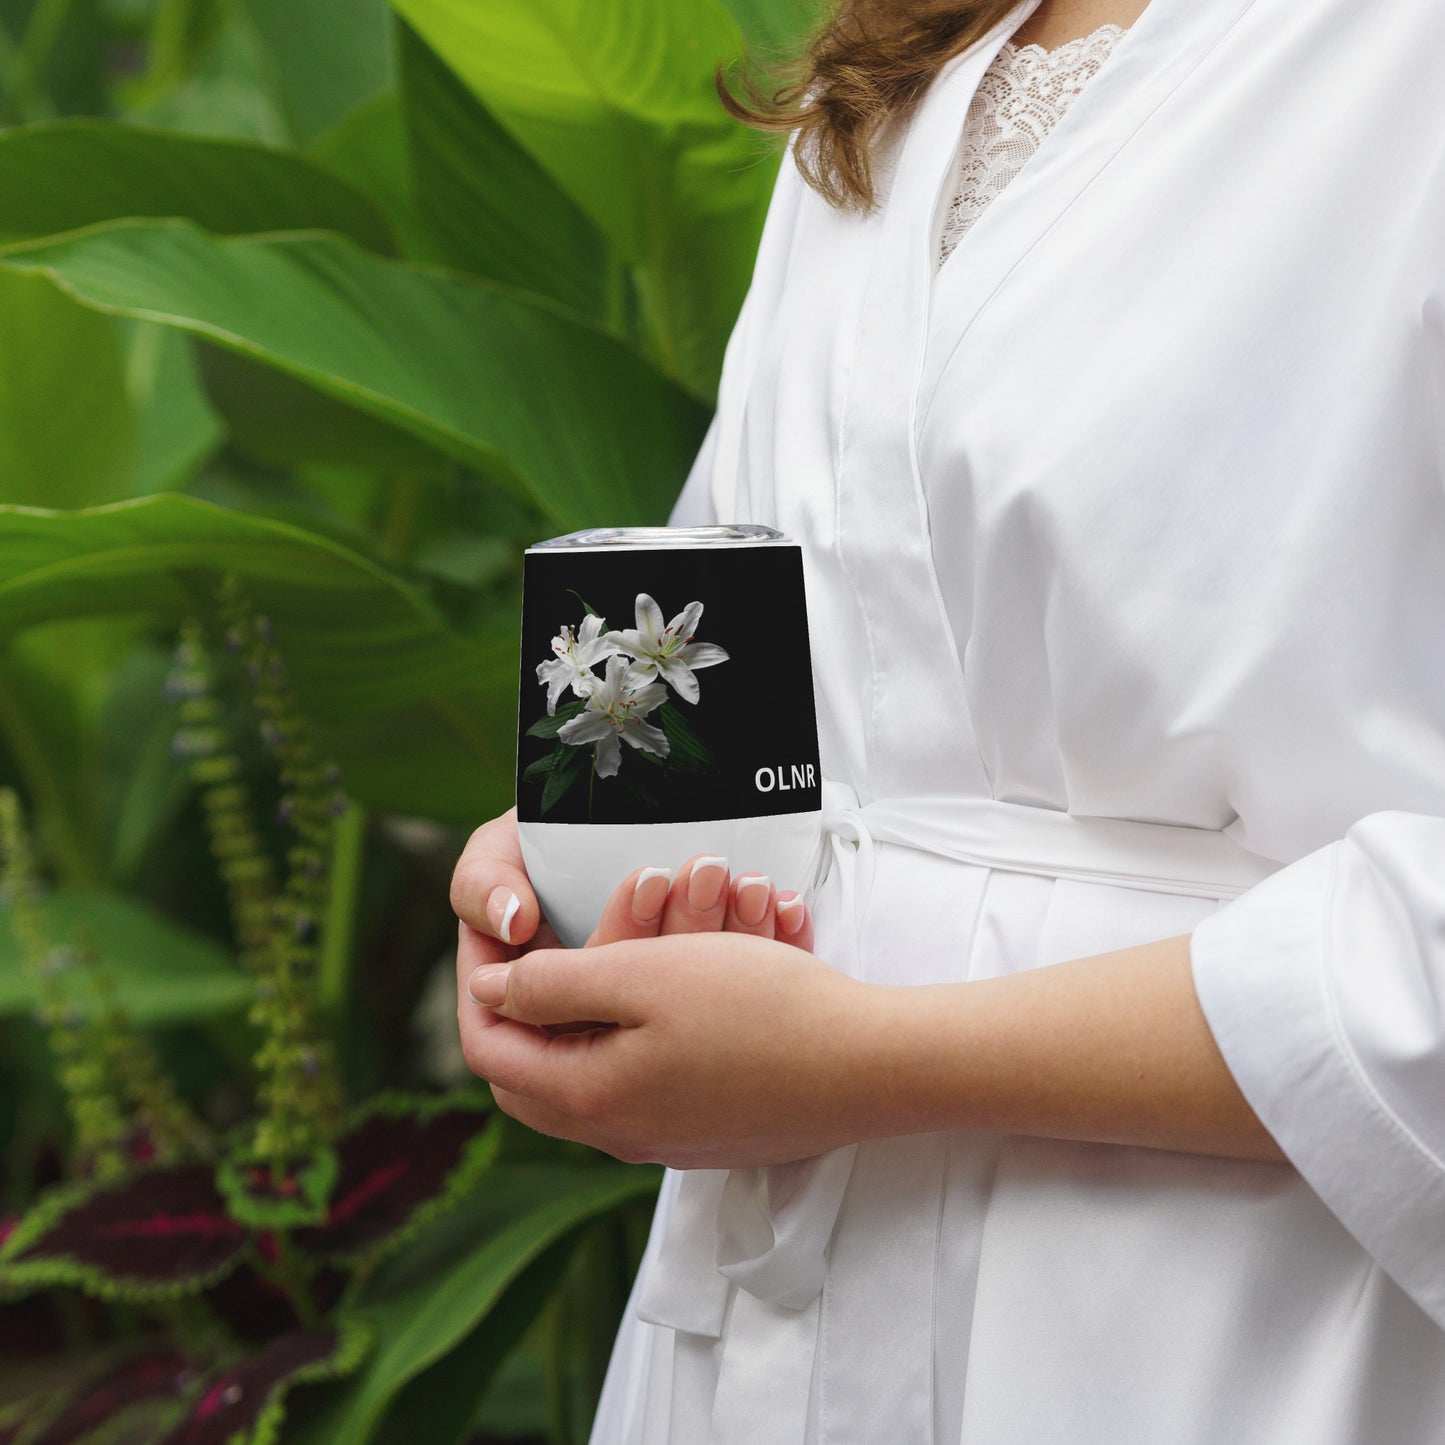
[0,679,96,886]
[318,799,365,1024]
[268,1231,323,1330]
[588,750,595,822]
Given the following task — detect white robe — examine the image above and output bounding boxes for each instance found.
[590,0,1445,1439]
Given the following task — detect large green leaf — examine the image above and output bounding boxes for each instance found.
[0,885,252,1023]
[719,0,823,55]
[397,22,610,321]
[126,323,224,495]
[0,495,520,825]
[242,0,393,145]
[311,90,438,264]
[289,1162,660,1445]
[0,119,395,251]
[0,268,134,508]
[1,219,708,529]
[390,0,776,399]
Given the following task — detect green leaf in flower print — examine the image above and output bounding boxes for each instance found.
[0,495,519,826]
[0,220,708,529]
[540,745,586,815]
[525,699,586,742]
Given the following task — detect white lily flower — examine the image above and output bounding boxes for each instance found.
[557,655,670,778]
[611,593,730,705]
[536,612,620,716]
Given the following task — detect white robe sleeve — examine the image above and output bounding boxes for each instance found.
[1191,809,1445,1328]
[665,412,721,528]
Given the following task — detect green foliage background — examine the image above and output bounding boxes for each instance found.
[0,0,817,1439]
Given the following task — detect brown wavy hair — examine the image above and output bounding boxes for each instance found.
[721,0,1021,212]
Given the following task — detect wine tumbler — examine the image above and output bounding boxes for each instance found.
[515,525,823,948]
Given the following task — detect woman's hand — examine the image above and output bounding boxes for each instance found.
[460,931,873,1169]
[452,811,816,1092]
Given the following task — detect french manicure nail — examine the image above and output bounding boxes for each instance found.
[736,874,771,927]
[688,856,729,911]
[488,887,520,945]
[776,894,806,935]
[467,962,511,1006]
[632,866,673,922]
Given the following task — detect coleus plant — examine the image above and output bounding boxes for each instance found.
[0,577,498,1445]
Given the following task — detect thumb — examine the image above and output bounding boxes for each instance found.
[482,946,647,1029]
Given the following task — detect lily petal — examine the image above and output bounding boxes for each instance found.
[668,600,704,640]
[634,593,666,642]
[625,680,671,715]
[558,712,614,745]
[594,731,622,778]
[660,659,700,704]
[678,641,729,670]
[621,718,670,758]
[537,657,571,715]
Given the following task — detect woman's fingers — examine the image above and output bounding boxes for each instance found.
[656,854,731,934]
[478,946,645,1031]
[725,873,780,939]
[773,891,815,952]
[449,807,540,946]
[585,864,675,947]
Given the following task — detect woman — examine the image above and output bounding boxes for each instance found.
[452,0,1445,1439]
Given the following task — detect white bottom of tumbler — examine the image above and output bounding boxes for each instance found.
[517,812,823,949]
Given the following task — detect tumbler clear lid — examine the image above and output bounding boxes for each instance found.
[529,524,787,551]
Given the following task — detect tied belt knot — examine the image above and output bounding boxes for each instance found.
[636,780,1283,1338]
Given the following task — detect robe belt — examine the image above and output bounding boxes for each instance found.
[636,781,1285,1339]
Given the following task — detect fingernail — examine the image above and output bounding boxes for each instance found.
[632,866,673,922]
[688,856,729,911]
[488,887,520,945]
[776,893,806,936]
[736,874,771,927]
[467,963,511,1006]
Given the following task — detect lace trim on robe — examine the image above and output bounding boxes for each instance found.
[939,24,1127,267]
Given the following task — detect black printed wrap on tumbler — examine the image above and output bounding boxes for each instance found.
[515,525,823,948]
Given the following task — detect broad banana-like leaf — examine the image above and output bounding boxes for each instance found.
[389,0,778,399]
[0,119,394,252]
[0,270,134,508]
[0,495,520,825]
[0,219,708,530]
[397,22,611,322]
[243,0,394,145]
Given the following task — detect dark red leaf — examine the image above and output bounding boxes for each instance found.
[31,1350,198,1445]
[2,1164,247,1299]
[294,1098,494,1263]
[158,1326,364,1445]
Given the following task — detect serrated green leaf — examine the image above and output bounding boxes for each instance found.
[286,1163,660,1445]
